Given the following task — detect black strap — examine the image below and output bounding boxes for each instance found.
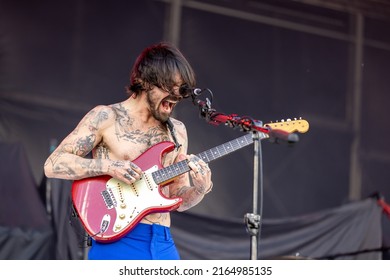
[166,118,182,151]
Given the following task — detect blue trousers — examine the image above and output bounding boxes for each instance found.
[88,223,180,260]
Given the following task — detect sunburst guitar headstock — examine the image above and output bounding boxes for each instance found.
[264,118,309,133]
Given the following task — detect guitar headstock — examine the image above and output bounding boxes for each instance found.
[265,118,309,133]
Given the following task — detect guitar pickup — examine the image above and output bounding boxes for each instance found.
[101,188,117,209]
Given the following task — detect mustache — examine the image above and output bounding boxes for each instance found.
[164,95,183,102]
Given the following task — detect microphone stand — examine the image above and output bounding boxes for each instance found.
[245,131,262,260]
[191,89,271,260]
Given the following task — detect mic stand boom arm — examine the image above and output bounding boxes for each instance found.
[191,88,302,142]
[191,88,300,139]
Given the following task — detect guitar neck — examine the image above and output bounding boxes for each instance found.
[197,133,255,164]
[152,132,265,185]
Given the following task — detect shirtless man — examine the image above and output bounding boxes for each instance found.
[44,42,213,260]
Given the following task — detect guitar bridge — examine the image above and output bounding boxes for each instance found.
[101,188,117,209]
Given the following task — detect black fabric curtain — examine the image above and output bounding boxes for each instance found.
[0,226,53,259]
[0,142,53,259]
[43,177,87,260]
[171,198,385,260]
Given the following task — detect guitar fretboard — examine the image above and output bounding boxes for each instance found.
[152,132,266,184]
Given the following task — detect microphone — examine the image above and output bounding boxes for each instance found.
[189,87,214,121]
[189,88,208,107]
[192,88,202,96]
[268,128,299,145]
[179,84,202,98]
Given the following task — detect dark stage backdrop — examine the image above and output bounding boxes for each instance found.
[1,0,390,259]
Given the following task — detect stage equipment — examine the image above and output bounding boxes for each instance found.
[189,88,309,260]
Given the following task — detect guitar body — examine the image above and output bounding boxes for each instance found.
[71,141,182,243]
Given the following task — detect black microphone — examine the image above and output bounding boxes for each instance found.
[268,129,299,145]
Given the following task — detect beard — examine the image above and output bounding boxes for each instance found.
[146,90,171,123]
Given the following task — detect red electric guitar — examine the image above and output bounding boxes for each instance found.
[72,118,309,243]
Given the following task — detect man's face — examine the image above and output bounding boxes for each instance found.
[146,81,184,123]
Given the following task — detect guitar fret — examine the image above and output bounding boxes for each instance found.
[225,142,233,152]
[165,165,174,177]
[199,153,209,162]
[203,150,214,162]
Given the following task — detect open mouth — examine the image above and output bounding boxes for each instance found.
[161,99,178,112]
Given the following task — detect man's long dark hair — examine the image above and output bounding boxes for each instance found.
[127,42,196,97]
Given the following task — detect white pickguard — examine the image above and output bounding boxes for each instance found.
[105,165,180,233]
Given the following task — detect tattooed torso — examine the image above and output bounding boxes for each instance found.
[92,103,183,227]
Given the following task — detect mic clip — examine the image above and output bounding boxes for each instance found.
[267,128,299,145]
[191,88,215,121]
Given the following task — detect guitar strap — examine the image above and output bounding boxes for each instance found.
[166,118,182,151]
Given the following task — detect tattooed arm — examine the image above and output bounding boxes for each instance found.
[170,157,213,212]
[43,105,141,184]
[168,119,213,212]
